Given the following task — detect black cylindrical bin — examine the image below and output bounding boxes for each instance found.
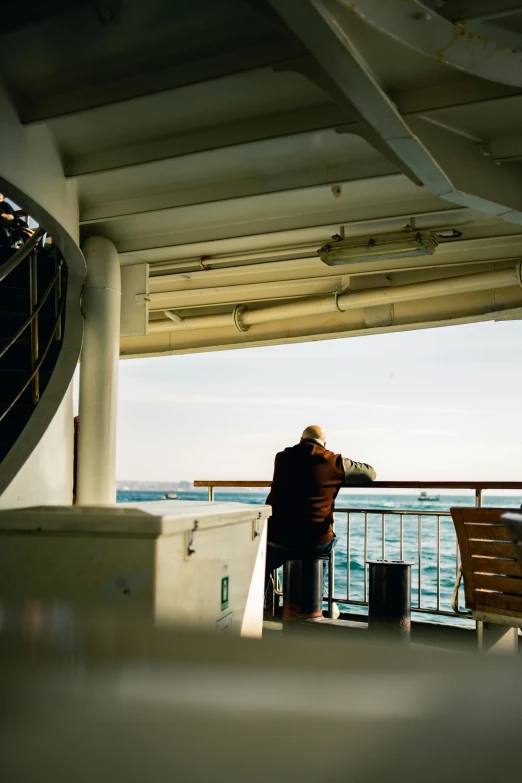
[283,558,323,624]
[368,560,413,640]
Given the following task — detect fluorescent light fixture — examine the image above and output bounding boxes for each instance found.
[318,231,438,266]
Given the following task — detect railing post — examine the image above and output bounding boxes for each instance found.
[327,548,335,618]
[29,250,39,404]
[208,486,214,502]
[475,488,483,507]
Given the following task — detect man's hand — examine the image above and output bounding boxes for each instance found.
[1,212,14,221]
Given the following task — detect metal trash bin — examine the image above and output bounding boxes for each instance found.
[367,560,413,640]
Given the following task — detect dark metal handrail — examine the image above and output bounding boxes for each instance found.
[0,261,63,361]
[195,480,522,504]
[0,295,66,423]
[195,480,522,489]
[0,227,45,283]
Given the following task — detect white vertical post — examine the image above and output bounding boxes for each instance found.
[77,236,121,504]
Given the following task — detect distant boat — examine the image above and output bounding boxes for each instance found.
[164,492,178,499]
[418,490,440,502]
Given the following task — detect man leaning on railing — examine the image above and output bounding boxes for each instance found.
[264,425,376,607]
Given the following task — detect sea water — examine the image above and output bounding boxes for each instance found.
[117,488,522,625]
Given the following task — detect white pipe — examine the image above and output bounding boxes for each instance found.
[337,267,521,310]
[148,264,521,334]
[151,243,319,276]
[77,236,121,505]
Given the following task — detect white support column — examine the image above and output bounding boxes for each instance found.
[77,236,121,505]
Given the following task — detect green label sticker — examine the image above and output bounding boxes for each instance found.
[221,576,229,610]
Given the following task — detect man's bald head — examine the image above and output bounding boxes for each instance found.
[301,425,326,446]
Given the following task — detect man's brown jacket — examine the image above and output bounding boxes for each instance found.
[266,438,376,546]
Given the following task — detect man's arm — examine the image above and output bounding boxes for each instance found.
[342,457,376,485]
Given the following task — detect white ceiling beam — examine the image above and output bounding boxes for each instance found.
[68,83,522,179]
[103,191,454,255]
[340,0,522,87]
[489,136,522,163]
[441,1,522,24]
[393,82,522,116]
[21,47,308,125]
[79,159,398,225]
[407,116,522,222]
[67,103,352,177]
[269,0,522,225]
[115,205,469,259]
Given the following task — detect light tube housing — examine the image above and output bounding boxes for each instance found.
[318,231,438,266]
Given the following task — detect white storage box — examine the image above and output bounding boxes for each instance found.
[0,500,270,637]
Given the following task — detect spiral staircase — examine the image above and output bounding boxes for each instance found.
[0,231,67,462]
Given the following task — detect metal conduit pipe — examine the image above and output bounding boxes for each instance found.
[148,263,522,334]
[336,266,521,310]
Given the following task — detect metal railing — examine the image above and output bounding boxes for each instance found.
[330,507,460,618]
[0,227,45,283]
[195,480,522,619]
[0,228,66,426]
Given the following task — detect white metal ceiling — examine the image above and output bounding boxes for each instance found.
[1,0,522,356]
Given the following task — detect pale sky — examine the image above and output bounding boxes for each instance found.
[113,319,522,484]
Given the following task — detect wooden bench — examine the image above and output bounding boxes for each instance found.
[450,507,522,652]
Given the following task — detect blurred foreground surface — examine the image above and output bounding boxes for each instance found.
[1,605,521,782]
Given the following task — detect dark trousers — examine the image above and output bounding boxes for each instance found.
[264,537,337,606]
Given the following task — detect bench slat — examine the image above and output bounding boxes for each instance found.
[468,540,515,558]
[475,590,522,615]
[462,509,513,523]
[464,523,510,541]
[474,573,522,595]
[471,555,520,577]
